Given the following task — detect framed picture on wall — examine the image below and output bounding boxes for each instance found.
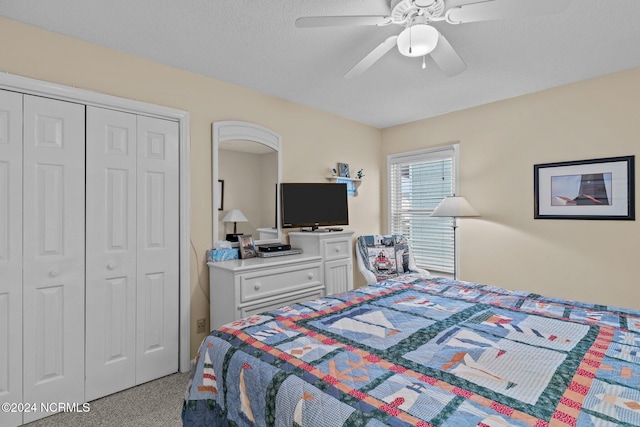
[534,155,635,220]
[238,234,257,259]
[338,162,350,178]
[218,180,224,211]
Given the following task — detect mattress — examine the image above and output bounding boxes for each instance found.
[183,275,640,426]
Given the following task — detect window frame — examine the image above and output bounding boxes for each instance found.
[386,144,460,277]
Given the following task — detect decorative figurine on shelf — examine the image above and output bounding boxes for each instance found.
[356,169,364,179]
[330,167,338,176]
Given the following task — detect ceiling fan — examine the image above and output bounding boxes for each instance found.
[296,0,571,78]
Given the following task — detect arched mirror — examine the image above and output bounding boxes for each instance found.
[212,121,282,247]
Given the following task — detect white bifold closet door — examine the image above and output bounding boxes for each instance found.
[85,107,179,401]
[0,90,23,427]
[22,95,86,424]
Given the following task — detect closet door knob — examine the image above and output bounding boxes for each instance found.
[49,270,59,278]
[107,263,116,270]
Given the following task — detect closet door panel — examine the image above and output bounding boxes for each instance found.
[85,107,137,401]
[135,115,179,383]
[0,90,23,427]
[22,95,85,422]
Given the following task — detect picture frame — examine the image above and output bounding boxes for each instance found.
[218,180,224,211]
[238,234,257,259]
[338,162,350,178]
[534,155,635,220]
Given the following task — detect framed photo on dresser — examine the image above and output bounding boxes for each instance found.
[238,235,257,259]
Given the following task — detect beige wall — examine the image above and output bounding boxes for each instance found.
[0,17,382,358]
[382,67,640,310]
[5,15,638,360]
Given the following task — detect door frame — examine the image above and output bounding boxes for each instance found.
[0,72,191,373]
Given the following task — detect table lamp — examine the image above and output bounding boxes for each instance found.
[222,209,248,242]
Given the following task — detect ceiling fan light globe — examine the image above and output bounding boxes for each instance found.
[397,24,439,57]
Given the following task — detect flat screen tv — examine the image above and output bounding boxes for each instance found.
[280,183,349,230]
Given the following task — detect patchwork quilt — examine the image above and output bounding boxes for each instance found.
[183,276,640,427]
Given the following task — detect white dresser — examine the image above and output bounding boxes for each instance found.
[288,231,354,295]
[208,254,323,329]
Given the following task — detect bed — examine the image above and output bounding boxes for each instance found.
[183,275,640,426]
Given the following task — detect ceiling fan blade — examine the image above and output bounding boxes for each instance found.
[429,33,466,76]
[343,35,398,79]
[446,0,572,24]
[295,16,391,28]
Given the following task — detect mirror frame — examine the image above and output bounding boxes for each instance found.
[212,121,282,247]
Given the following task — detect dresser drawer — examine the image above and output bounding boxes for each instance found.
[240,263,322,303]
[240,288,324,318]
[323,238,350,261]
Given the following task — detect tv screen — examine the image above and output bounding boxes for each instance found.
[281,183,349,229]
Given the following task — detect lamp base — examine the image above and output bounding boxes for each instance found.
[226,233,242,242]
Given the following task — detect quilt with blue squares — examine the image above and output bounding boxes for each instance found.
[182,276,640,426]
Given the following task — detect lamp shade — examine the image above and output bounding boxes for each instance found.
[222,209,248,223]
[431,196,479,218]
[397,24,439,57]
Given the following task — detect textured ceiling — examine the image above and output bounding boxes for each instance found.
[2,0,640,128]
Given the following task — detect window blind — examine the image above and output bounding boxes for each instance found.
[388,147,456,274]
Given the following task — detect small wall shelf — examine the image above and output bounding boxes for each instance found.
[326,176,361,196]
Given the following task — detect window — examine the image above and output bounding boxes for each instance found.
[387,145,457,276]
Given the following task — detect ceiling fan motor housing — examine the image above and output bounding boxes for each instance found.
[414,0,438,8]
[390,0,445,24]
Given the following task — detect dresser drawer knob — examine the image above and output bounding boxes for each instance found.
[335,247,341,253]
[49,270,59,278]
[107,263,116,270]
[307,272,314,280]
[254,283,262,291]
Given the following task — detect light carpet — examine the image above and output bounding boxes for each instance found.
[25,372,191,426]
